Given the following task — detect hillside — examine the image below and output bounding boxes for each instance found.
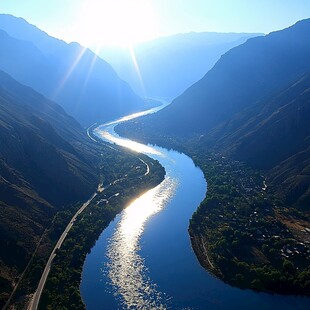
[131,18,310,136]
[99,32,262,99]
[187,72,310,291]
[0,14,146,126]
[0,70,99,305]
[115,19,310,293]
[118,19,310,208]
[202,71,309,211]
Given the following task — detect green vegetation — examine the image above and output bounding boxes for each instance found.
[189,152,310,295]
[37,144,165,310]
[3,139,164,309]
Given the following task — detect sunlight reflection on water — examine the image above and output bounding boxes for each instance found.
[95,129,162,156]
[95,107,177,309]
[106,177,177,309]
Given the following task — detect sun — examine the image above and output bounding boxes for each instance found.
[75,0,159,47]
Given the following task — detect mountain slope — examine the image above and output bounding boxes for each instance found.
[115,19,310,295]
[204,71,310,209]
[138,18,310,136]
[100,32,262,99]
[210,72,310,168]
[117,19,310,209]
[0,70,99,302]
[0,70,98,203]
[0,14,146,126]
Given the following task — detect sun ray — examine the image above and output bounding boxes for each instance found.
[80,46,101,95]
[52,46,87,99]
[128,45,147,98]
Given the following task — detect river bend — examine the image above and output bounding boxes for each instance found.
[81,105,310,310]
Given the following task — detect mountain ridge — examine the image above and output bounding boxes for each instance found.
[141,18,310,136]
[116,18,310,209]
[99,31,262,99]
[0,70,101,304]
[0,14,146,126]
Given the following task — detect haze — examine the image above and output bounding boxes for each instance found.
[0,1,310,309]
[1,0,310,46]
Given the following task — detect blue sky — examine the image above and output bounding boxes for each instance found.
[0,0,309,46]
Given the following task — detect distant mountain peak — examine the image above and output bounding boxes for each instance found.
[99,31,262,99]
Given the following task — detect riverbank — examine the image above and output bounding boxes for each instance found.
[35,142,165,309]
[115,122,310,296]
[190,152,310,295]
[189,228,216,271]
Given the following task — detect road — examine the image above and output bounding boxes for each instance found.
[28,193,97,310]
[28,127,151,310]
[86,123,98,142]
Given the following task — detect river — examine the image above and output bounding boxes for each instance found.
[80,104,310,309]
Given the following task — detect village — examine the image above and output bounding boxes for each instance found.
[190,152,310,292]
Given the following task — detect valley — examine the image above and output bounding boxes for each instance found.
[38,137,165,310]
[0,7,309,310]
[116,116,310,297]
[113,17,310,303]
[80,106,309,309]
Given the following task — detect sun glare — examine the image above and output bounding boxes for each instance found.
[75,0,159,47]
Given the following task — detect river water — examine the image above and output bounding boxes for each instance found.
[80,105,310,309]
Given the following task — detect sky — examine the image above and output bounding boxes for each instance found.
[0,0,309,47]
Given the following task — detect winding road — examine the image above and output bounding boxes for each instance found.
[28,132,151,309]
[28,193,97,310]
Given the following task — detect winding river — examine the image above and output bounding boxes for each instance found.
[81,104,310,309]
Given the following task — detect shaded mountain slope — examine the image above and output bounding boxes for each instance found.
[140,18,310,136]
[270,147,310,208]
[204,71,310,209]
[208,72,310,167]
[0,70,99,296]
[117,19,310,209]
[0,14,145,126]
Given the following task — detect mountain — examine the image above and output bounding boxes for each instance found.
[207,72,310,168]
[117,19,310,209]
[204,71,310,209]
[0,70,99,301]
[99,32,262,99]
[135,18,310,136]
[0,14,146,126]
